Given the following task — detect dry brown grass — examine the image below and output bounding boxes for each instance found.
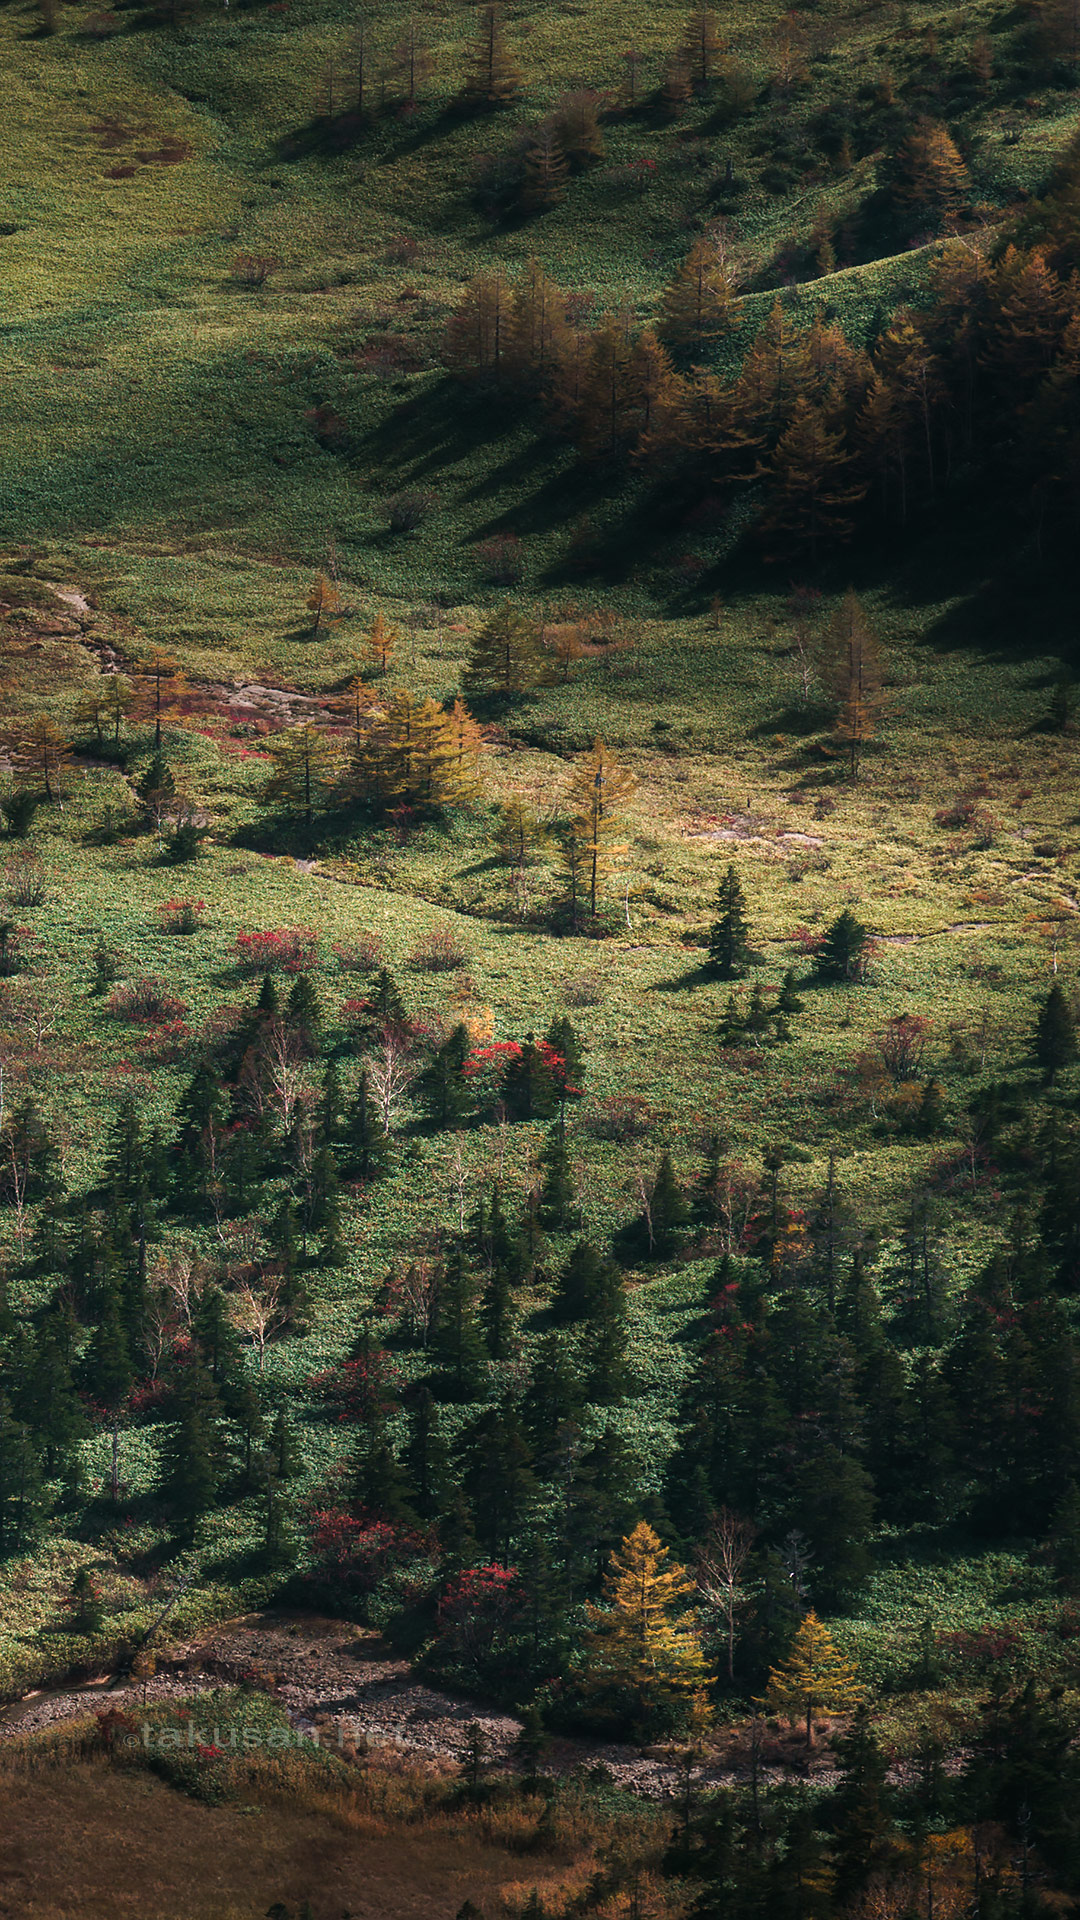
[0,1724,644,1920]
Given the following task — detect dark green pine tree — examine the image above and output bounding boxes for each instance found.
[285,973,321,1052]
[421,1023,473,1127]
[362,968,409,1040]
[561,1430,640,1593]
[719,991,745,1046]
[431,1247,489,1400]
[82,1286,134,1415]
[777,967,804,1014]
[221,1371,265,1488]
[19,1312,88,1481]
[353,1413,417,1526]
[262,1467,296,1567]
[160,1364,224,1542]
[509,1188,547,1286]
[502,1034,556,1121]
[522,1332,584,1475]
[649,1151,690,1257]
[1034,982,1077,1085]
[347,1069,391,1180]
[544,1015,586,1099]
[0,1396,46,1550]
[550,1240,621,1324]
[745,983,770,1033]
[317,1059,344,1146]
[916,1077,946,1134]
[480,1262,517,1360]
[307,1144,345,1268]
[403,1384,449,1520]
[582,1279,627,1405]
[1052,1480,1080,1589]
[708,864,751,978]
[268,1406,302,1481]
[459,1399,538,1564]
[814,907,871,982]
[193,1286,242,1384]
[788,1443,876,1603]
[538,1112,576,1230]
[171,1063,229,1207]
[829,1703,895,1906]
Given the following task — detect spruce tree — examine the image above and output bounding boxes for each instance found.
[160,1365,223,1542]
[403,1384,449,1520]
[422,1023,473,1127]
[0,1396,45,1550]
[348,1068,391,1180]
[539,1113,576,1228]
[708,865,751,977]
[431,1248,489,1400]
[1034,982,1077,1085]
[269,1407,302,1481]
[650,1151,690,1257]
[502,1033,556,1121]
[814,908,871,983]
[551,1240,621,1324]
[481,1261,517,1360]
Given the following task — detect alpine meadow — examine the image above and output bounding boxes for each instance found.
[2,0,1080,1914]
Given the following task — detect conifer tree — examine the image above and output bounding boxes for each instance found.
[502,1033,557,1121]
[584,1522,711,1728]
[763,1611,866,1746]
[403,1383,449,1520]
[708,864,751,977]
[263,725,338,828]
[361,612,399,676]
[890,118,970,218]
[551,90,605,170]
[269,1406,301,1481]
[551,1239,622,1324]
[507,259,574,384]
[160,1364,223,1542]
[521,124,570,212]
[432,1247,489,1400]
[680,5,726,86]
[423,1023,473,1127]
[0,1397,44,1550]
[660,239,735,354]
[463,601,547,697]
[392,17,433,111]
[650,1151,690,1256]
[480,1261,517,1360]
[306,573,343,638]
[814,908,871,983]
[576,319,638,458]
[1034,982,1077,1085]
[347,1068,391,1180]
[758,398,867,562]
[459,3,523,108]
[442,270,512,383]
[565,738,636,919]
[539,1113,576,1228]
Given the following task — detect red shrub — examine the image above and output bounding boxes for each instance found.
[234,928,320,974]
[307,1349,401,1424]
[156,899,207,935]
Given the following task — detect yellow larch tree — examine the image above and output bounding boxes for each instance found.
[583,1521,712,1727]
[565,737,636,918]
[763,1612,866,1747]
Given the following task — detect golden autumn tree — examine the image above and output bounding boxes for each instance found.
[757,398,867,562]
[506,258,574,385]
[680,5,726,87]
[659,237,736,354]
[818,589,884,780]
[583,1522,712,1728]
[361,611,399,676]
[565,737,636,918]
[890,118,970,218]
[458,3,523,108]
[442,269,512,382]
[441,697,486,804]
[521,123,570,211]
[763,1612,866,1747]
[306,572,343,638]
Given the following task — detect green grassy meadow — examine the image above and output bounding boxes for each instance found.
[1,0,1080,1767]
